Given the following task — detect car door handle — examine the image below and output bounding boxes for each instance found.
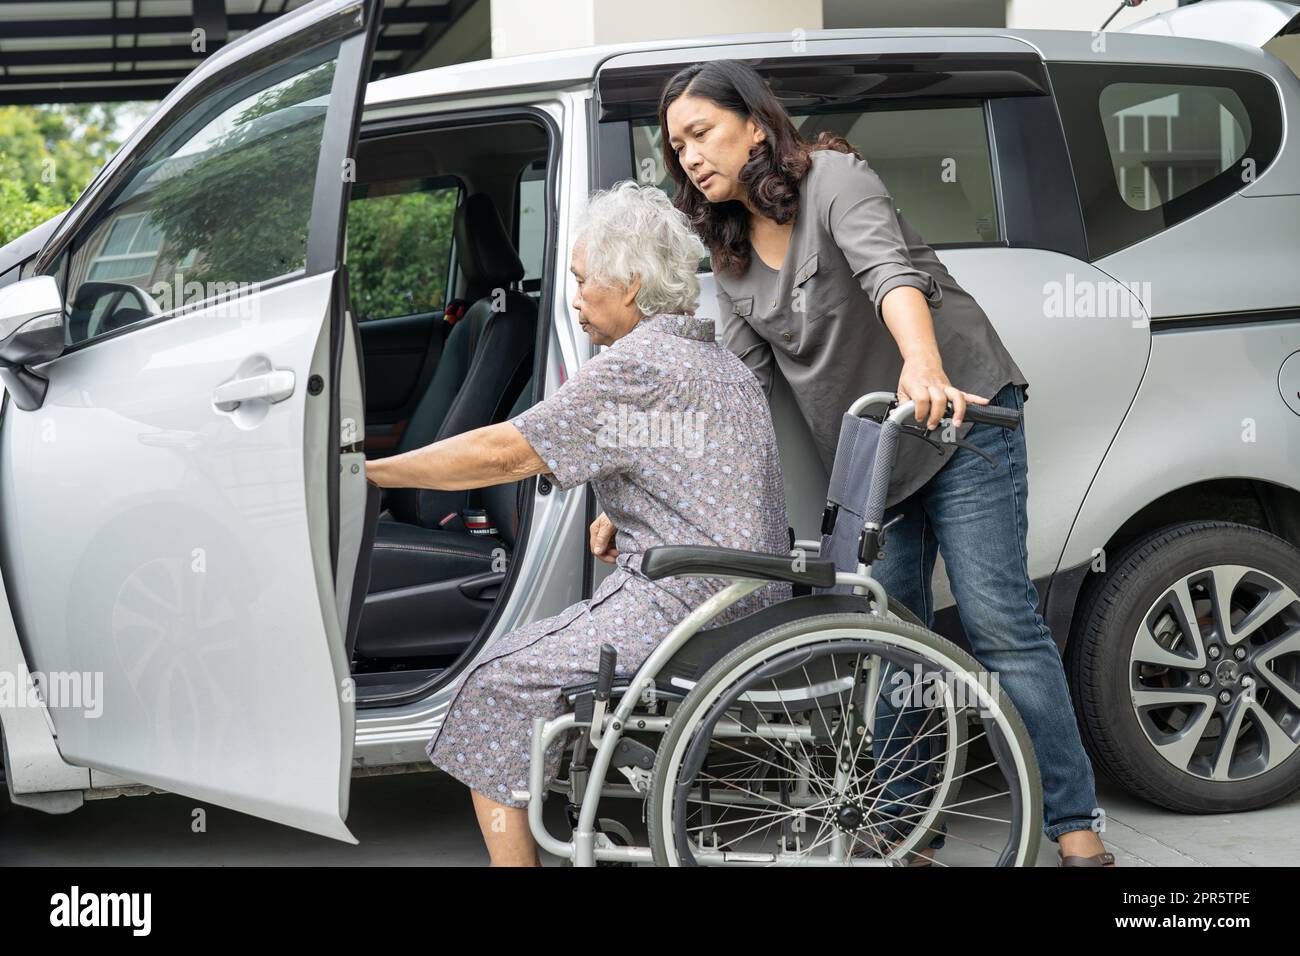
[212,370,295,411]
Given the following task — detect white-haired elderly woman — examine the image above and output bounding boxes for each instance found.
[366,180,793,866]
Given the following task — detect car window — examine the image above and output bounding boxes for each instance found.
[1099,82,1251,212]
[515,159,546,297]
[346,176,460,322]
[63,38,343,345]
[1049,63,1282,259]
[632,99,1000,249]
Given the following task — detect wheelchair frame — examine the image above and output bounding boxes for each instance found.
[514,392,1028,866]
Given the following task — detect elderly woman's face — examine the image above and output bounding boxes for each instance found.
[665,92,765,206]
[569,236,643,347]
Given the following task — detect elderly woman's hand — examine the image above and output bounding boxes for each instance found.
[590,511,619,563]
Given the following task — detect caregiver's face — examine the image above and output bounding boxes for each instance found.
[569,235,641,347]
[665,92,765,205]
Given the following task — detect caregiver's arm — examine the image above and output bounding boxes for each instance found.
[820,152,988,431]
[881,285,988,431]
[365,421,549,491]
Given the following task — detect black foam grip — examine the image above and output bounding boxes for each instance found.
[595,643,617,701]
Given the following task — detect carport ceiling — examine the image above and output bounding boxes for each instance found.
[0,0,454,105]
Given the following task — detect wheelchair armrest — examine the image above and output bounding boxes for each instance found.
[640,545,837,589]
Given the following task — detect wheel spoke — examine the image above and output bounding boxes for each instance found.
[1254,661,1300,712]
[1133,579,1205,669]
[1145,697,1216,773]
[1246,699,1299,773]
[1131,686,1215,709]
[1255,627,1300,671]
[1212,565,1298,646]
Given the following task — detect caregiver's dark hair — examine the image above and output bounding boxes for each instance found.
[657,59,860,277]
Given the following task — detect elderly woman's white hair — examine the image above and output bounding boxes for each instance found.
[575,180,707,317]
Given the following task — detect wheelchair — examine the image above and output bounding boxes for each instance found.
[516,392,1044,866]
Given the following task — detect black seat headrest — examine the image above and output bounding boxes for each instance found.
[454,193,525,291]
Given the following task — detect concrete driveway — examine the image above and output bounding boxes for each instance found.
[2,764,1296,866]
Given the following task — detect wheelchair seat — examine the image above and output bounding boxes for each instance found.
[561,592,873,704]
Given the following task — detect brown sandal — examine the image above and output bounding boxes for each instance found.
[1057,850,1116,867]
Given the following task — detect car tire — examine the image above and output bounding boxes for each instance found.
[1066,520,1300,813]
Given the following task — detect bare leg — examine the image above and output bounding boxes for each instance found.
[470,789,542,867]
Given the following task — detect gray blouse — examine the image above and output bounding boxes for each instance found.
[714,148,1029,508]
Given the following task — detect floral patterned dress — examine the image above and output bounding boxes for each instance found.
[425,311,792,807]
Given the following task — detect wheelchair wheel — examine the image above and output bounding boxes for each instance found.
[646,610,1041,866]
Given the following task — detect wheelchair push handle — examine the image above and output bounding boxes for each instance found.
[849,390,1021,431]
[944,400,1019,430]
[844,389,1025,537]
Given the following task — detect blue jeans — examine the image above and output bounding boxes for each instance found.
[867,382,1100,849]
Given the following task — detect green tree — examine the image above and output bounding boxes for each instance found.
[0,103,136,246]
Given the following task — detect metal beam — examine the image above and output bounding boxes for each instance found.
[0,7,446,39]
[0,86,178,105]
[192,0,229,43]
[0,35,422,68]
[0,2,448,104]
[0,68,194,87]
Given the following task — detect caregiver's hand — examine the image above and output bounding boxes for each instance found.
[897,357,990,432]
[881,285,990,431]
[590,511,619,564]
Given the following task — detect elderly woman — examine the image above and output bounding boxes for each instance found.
[365,180,792,866]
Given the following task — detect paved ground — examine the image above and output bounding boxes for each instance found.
[2,764,1296,865]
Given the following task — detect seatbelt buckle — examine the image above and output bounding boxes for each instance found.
[461,508,499,537]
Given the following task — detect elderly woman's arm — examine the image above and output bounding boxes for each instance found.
[365,422,550,491]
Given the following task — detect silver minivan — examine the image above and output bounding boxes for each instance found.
[1,0,1298,844]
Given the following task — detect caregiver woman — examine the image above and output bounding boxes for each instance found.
[661,59,1114,868]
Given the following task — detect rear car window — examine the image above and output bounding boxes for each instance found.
[1049,62,1283,258]
[632,99,999,248]
[1099,82,1252,212]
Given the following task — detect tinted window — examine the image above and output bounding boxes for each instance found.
[63,39,342,344]
[1050,63,1282,258]
[1099,82,1251,212]
[346,176,460,322]
[632,100,999,248]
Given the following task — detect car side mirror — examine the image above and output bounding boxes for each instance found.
[0,275,68,411]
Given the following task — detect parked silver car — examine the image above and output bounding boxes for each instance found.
[1,0,1298,844]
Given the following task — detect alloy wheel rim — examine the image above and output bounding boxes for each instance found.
[1128,563,1300,781]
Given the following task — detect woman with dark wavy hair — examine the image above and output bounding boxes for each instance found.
[657,59,1115,868]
